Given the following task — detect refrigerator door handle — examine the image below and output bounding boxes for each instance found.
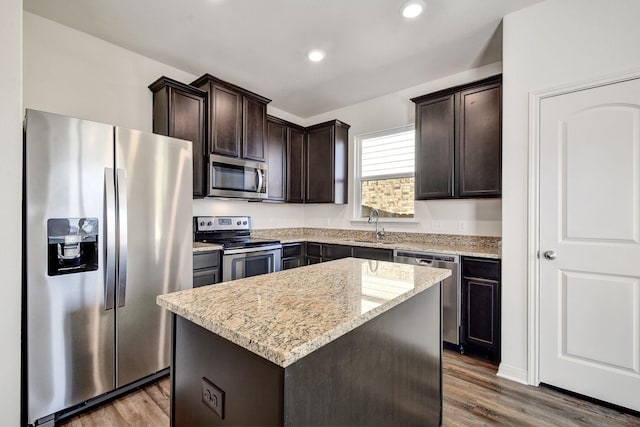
[104,168,116,311]
[116,168,128,308]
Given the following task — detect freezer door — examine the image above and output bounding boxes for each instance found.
[114,127,193,387]
[24,110,116,424]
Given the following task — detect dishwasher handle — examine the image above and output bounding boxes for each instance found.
[417,258,434,265]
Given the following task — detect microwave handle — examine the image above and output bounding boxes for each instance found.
[256,169,264,193]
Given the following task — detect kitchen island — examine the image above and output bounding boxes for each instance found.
[157,257,450,426]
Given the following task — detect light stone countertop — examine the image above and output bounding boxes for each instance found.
[278,236,499,259]
[157,257,450,367]
[192,235,500,258]
[192,241,223,252]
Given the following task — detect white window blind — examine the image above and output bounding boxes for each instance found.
[361,130,415,178]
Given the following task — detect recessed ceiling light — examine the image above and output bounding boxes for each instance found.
[402,0,425,18]
[307,49,326,62]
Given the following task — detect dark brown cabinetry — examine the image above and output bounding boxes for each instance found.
[266,117,287,202]
[193,250,221,288]
[287,126,306,203]
[266,116,306,202]
[305,242,323,265]
[322,244,353,261]
[305,120,350,204]
[298,242,392,266]
[281,243,306,270]
[456,82,502,197]
[353,246,393,262]
[412,75,502,200]
[192,74,270,162]
[282,243,305,270]
[149,76,207,197]
[461,256,500,362]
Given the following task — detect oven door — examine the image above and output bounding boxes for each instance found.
[222,245,282,282]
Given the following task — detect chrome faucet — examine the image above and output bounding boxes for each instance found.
[367,208,385,240]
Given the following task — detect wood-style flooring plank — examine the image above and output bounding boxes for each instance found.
[59,351,640,426]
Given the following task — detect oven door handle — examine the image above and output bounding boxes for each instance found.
[223,244,282,255]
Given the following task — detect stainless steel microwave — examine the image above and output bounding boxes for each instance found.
[209,154,268,199]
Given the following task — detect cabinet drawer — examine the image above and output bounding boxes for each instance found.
[307,256,322,265]
[193,269,219,288]
[353,247,393,261]
[306,242,322,258]
[323,244,353,260]
[193,250,220,270]
[282,243,304,258]
[462,257,499,280]
[282,257,304,270]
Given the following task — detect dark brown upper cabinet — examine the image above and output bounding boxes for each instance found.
[149,76,207,197]
[305,120,350,204]
[456,82,502,197]
[266,116,287,202]
[266,115,306,203]
[287,126,305,203]
[415,94,455,199]
[191,74,270,162]
[412,75,502,200]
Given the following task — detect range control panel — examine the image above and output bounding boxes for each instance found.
[195,216,251,232]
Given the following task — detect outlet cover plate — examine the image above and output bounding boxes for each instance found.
[202,377,225,419]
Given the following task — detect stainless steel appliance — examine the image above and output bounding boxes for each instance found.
[194,216,281,281]
[209,154,268,199]
[23,109,193,426]
[393,250,461,346]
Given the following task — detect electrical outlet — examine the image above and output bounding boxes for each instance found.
[458,221,467,232]
[432,220,443,232]
[202,377,224,419]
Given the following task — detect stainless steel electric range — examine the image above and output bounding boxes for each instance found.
[194,216,282,282]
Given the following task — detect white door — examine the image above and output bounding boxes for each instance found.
[539,77,640,411]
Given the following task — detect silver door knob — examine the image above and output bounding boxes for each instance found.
[543,250,557,260]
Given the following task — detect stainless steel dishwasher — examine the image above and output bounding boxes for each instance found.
[393,250,461,347]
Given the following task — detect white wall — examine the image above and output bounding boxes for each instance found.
[302,63,503,236]
[0,1,22,425]
[23,12,196,132]
[501,0,640,383]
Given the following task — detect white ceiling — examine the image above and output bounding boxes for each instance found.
[23,0,542,118]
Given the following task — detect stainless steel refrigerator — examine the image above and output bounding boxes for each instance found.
[23,109,193,426]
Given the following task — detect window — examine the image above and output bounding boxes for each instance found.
[355,125,415,219]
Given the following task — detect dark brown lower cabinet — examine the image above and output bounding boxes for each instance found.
[281,243,305,270]
[193,250,221,288]
[461,256,500,362]
[299,242,394,266]
[305,242,323,265]
[353,246,393,261]
[322,244,353,261]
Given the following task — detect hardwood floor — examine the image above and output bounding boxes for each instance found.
[60,350,639,426]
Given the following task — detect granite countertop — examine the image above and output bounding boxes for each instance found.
[193,241,223,252]
[278,236,499,259]
[192,230,501,259]
[157,257,450,367]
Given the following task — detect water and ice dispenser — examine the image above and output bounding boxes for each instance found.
[47,218,99,276]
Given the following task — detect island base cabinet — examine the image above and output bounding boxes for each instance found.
[172,315,284,427]
[170,283,442,426]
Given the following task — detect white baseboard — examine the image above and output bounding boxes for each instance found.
[497,363,530,385]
